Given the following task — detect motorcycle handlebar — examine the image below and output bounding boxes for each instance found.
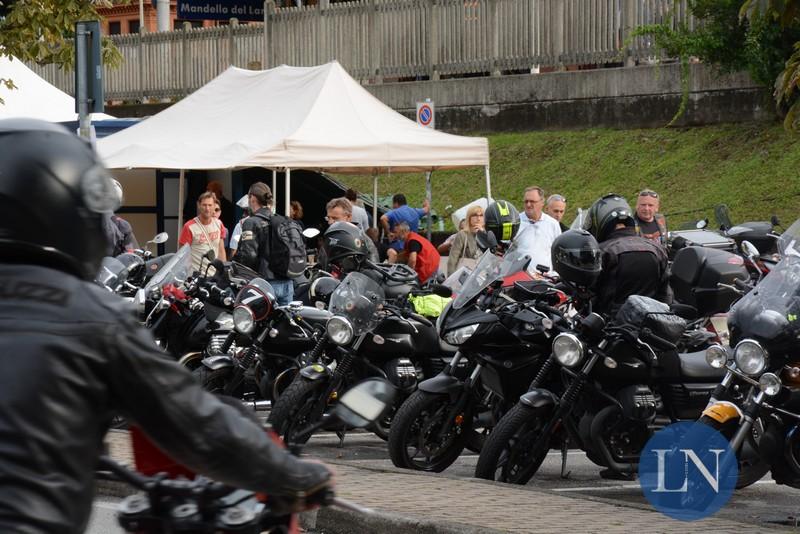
[639,328,677,352]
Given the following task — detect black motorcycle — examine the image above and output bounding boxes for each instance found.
[700,218,800,489]
[387,247,576,472]
[473,295,745,485]
[268,270,447,444]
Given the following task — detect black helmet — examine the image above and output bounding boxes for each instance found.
[484,199,520,243]
[322,222,369,273]
[0,119,118,279]
[584,194,634,242]
[551,230,602,288]
[308,275,340,309]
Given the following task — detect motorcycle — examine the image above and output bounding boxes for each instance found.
[96,232,171,297]
[387,246,576,472]
[96,378,395,534]
[472,293,762,486]
[700,218,800,489]
[268,270,449,444]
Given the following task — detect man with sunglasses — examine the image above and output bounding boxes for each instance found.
[634,189,667,246]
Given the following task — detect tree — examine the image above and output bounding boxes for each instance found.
[630,0,800,128]
[0,0,121,67]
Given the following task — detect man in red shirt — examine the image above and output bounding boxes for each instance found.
[179,191,227,272]
[392,222,440,283]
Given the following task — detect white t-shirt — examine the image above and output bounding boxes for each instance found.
[230,221,244,250]
[515,212,562,273]
[351,204,370,231]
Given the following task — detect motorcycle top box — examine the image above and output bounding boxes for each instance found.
[670,246,749,315]
[668,229,736,258]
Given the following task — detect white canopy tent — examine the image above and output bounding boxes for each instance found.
[0,54,114,122]
[97,61,491,227]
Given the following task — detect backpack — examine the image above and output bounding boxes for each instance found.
[254,212,307,278]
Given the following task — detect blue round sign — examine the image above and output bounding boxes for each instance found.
[639,422,738,521]
[418,104,432,126]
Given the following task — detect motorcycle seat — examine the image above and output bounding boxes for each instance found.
[678,350,726,379]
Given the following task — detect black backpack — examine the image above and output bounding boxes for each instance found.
[253,212,307,279]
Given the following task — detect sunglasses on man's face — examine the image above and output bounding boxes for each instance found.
[639,190,659,199]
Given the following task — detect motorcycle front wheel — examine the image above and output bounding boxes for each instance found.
[387,390,469,472]
[193,366,234,396]
[268,376,328,445]
[474,402,551,484]
[698,414,770,489]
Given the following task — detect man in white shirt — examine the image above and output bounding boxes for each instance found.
[345,188,371,231]
[515,186,562,273]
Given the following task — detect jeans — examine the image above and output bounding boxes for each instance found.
[269,279,294,306]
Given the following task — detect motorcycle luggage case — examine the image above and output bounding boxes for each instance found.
[668,229,735,259]
[726,222,778,255]
[670,247,748,315]
[615,295,686,345]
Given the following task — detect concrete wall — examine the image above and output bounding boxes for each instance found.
[108,63,776,132]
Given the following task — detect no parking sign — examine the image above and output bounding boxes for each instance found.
[416,100,435,129]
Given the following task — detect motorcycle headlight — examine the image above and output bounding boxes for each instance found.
[327,316,354,345]
[552,333,584,368]
[443,324,479,345]
[759,372,782,397]
[734,339,768,376]
[233,305,255,334]
[705,344,729,369]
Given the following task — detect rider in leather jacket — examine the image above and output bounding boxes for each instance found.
[0,119,333,533]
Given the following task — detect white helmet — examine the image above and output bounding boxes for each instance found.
[111,179,123,211]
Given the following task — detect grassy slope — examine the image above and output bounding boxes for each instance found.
[334,122,800,230]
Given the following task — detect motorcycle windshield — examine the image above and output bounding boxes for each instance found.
[328,272,385,336]
[97,257,128,289]
[144,244,192,292]
[731,219,800,326]
[452,246,531,309]
[570,208,587,231]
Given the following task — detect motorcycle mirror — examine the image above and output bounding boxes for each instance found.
[204,249,216,261]
[741,240,760,260]
[332,378,396,428]
[714,204,733,231]
[771,215,781,227]
[431,285,453,298]
[151,232,169,244]
[476,230,498,251]
[302,228,321,239]
[695,219,708,230]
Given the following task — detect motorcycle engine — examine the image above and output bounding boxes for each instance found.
[385,358,418,392]
[617,385,657,423]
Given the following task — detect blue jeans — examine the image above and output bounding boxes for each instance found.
[269,279,294,306]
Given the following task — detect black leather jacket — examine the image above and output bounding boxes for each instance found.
[0,263,330,534]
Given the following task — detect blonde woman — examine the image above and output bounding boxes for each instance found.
[447,205,484,275]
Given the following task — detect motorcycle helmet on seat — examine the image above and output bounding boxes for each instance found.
[322,222,370,274]
[551,230,602,288]
[0,118,118,279]
[583,194,634,243]
[484,199,521,244]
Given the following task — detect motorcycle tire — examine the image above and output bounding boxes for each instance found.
[268,376,327,446]
[698,415,770,489]
[193,366,233,396]
[474,402,551,485]
[387,390,468,472]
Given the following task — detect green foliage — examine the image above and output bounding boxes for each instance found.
[631,0,800,127]
[0,0,121,68]
[336,124,800,231]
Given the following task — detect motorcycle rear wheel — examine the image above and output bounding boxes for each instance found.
[698,415,770,489]
[193,367,233,396]
[387,390,468,472]
[268,376,327,445]
[474,402,551,484]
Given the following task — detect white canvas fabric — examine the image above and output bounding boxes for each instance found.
[96,61,488,172]
[0,55,114,122]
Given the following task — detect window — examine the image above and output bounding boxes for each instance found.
[108,21,122,35]
[128,19,140,34]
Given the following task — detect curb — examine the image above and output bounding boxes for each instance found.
[315,506,506,534]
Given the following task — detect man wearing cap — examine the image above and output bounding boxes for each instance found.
[634,189,668,246]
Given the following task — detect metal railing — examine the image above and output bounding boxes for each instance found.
[29,0,693,101]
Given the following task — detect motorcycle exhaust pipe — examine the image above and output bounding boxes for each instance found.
[245,400,272,411]
[589,405,637,475]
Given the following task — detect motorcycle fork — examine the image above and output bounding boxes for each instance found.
[706,370,734,408]
[437,363,483,441]
[730,389,765,452]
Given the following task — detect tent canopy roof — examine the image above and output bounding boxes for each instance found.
[0,55,114,122]
[97,61,489,173]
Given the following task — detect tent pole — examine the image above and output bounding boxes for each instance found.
[177,168,185,233]
[271,169,277,203]
[484,165,492,201]
[372,172,378,229]
[425,171,432,240]
[284,168,291,216]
